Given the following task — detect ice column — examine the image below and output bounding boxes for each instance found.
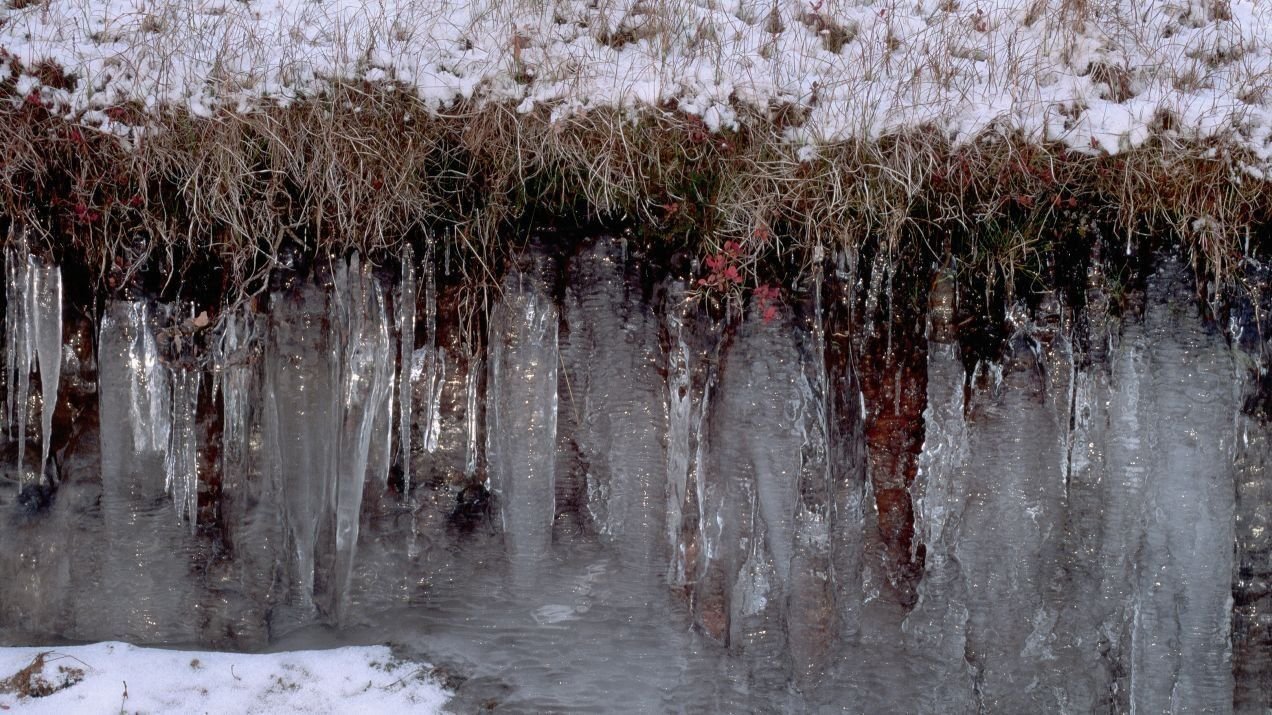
[487,269,559,584]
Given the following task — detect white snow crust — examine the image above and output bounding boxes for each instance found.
[0,0,1269,166]
[0,641,448,713]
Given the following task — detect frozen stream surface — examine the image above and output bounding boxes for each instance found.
[0,238,1268,713]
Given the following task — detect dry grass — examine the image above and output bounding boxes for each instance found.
[0,652,86,698]
[0,65,1266,310]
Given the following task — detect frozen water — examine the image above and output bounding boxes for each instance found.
[397,244,417,494]
[561,240,665,578]
[0,245,1263,712]
[487,266,559,587]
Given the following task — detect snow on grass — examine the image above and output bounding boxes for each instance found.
[0,0,1268,167]
[0,642,449,714]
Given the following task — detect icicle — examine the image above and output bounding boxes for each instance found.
[396,244,416,493]
[265,281,336,614]
[419,241,443,455]
[464,353,482,477]
[215,309,257,480]
[130,304,172,454]
[487,270,558,584]
[2,244,44,488]
[29,256,62,486]
[329,256,395,621]
[788,270,837,685]
[96,299,192,642]
[16,258,35,484]
[663,281,717,593]
[664,290,693,587]
[164,367,200,531]
[4,239,23,441]
[3,243,33,486]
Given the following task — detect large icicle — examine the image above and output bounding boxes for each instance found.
[464,352,482,478]
[487,267,559,585]
[663,282,695,589]
[329,256,395,621]
[96,300,192,642]
[2,245,59,491]
[703,293,806,690]
[563,240,665,574]
[216,309,258,484]
[788,272,838,686]
[902,267,975,711]
[4,242,33,483]
[265,282,337,616]
[954,333,1066,712]
[29,256,62,487]
[1126,262,1236,712]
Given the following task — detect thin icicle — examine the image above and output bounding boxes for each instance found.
[4,237,24,442]
[464,353,482,478]
[4,245,31,485]
[396,244,416,493]
[165,367,201,531]
[420,240,444,455]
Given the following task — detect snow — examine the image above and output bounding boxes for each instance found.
[0,642,449,714]
[0,0,1267,165]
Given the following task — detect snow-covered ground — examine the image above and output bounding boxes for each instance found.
[0,0,1268,169]
[0,642,449,713]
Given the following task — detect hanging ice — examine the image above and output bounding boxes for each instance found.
[164,366,201,531]
[787,275,837,684]
[487,268,558,584]
[414,240,445,456]
[329,256,395,620]
[265,282,337,615]
[263,256,395,623]
[562,241,665,573]
[215,308,259,483]
[3,243,62,490]
[397,244,416,493]
[464,352,482,478]
[96,300,192,642]
[663,283,695,589]
[30,256,62,487]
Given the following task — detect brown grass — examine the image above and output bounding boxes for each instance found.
[0,71,1266,309]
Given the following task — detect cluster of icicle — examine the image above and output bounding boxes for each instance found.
[5,240,446,617]
[3,236,62,499]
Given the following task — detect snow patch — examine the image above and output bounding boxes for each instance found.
[0,642,449,714]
